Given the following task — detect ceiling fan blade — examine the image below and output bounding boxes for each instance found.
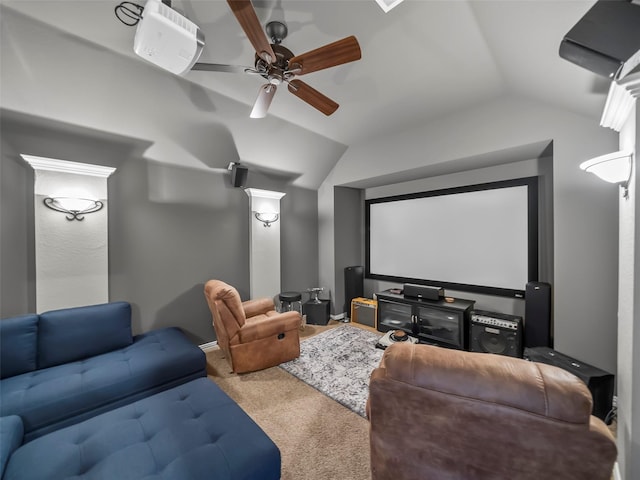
[287,79,339,116]
[288,36,361,75]
[192,63,247,74]
[227,0,276,64]
[250,84,277,118]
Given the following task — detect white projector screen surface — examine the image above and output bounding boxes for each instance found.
[366,179,537,297]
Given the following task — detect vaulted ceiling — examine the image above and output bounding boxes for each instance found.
[1,0,609,188]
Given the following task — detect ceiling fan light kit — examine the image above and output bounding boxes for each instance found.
[193,0,362,118]
[133,0,205,75]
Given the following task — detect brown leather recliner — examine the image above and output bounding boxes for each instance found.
[204,279,301,374]
[367,342,617,480]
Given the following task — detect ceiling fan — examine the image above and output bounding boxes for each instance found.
[192,0,362,118]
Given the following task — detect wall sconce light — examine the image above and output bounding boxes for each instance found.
[374,0,405,13]
[580,150,633,199]
[43,197,104,221]
[255,212,279,227]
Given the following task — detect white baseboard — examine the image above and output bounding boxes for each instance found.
[199,340,218,351]
[613,462,621,480]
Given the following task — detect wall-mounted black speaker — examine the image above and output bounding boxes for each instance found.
[524,281,552,348]
[559,0,640,79]
[344,266,364,316]
[231,164,248,188]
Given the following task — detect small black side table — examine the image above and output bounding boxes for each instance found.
[303,300,330,325]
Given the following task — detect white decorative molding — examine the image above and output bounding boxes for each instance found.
[244,188,286,200]
[601,72,640,132]
[21,155,116,178]
[199,340,218,351]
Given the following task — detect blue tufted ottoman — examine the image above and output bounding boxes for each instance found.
[2,378,280,480]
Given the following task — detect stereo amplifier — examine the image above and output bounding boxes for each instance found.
[351,297,377,328]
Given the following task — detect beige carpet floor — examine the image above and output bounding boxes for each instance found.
[205,323,371,480]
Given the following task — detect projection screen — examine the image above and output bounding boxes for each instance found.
[365,178,538,298]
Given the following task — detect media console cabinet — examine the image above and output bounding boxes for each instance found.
[376,291,475,350]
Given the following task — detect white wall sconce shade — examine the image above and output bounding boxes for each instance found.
[375,0,405,13]
[43,197,104,221]
[255,212,279,227]
[580,150,633,198]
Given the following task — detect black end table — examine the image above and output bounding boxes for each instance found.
[303,300,330,325]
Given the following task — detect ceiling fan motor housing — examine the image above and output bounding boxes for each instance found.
[266,21,288,44]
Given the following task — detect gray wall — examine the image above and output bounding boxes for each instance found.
[108,158,318,343]
[319,96,620,376]
[1,140,319,344]
[0,6,324,343]
[0,109,147,317]
[0,145,34,317]
[333,186,364,315]
[280,186,320,296]
[362,155,554,319]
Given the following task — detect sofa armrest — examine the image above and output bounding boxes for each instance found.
[239,311,301,343]
[242,298,276,318]
[1,416,23,477]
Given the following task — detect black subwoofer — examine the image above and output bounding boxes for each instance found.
[524,347,614,422]
[470,310,523,358]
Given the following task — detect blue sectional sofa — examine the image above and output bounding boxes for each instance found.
[0,302,281,479]
[0,302,206,441]
[1,378,281,480]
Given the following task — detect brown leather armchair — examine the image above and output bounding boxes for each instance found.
[367,342,617,480]
[204,279,301,374]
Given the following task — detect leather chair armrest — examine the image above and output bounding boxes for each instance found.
[242,298,276,318]
[366,367,387,419]
[382,343,594,423]
[239,311,301,343]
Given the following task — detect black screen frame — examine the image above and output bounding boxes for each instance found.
[365,177,539,299]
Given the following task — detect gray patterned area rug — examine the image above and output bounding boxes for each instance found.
[280,325,383,418]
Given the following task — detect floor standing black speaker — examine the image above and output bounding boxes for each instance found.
[524,281,552,348]
[344,266,364,316]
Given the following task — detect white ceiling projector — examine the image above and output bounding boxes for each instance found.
[133,0,204,76]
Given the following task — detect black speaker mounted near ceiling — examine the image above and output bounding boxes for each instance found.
[559,0,640,80]
[230,163,248,188]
